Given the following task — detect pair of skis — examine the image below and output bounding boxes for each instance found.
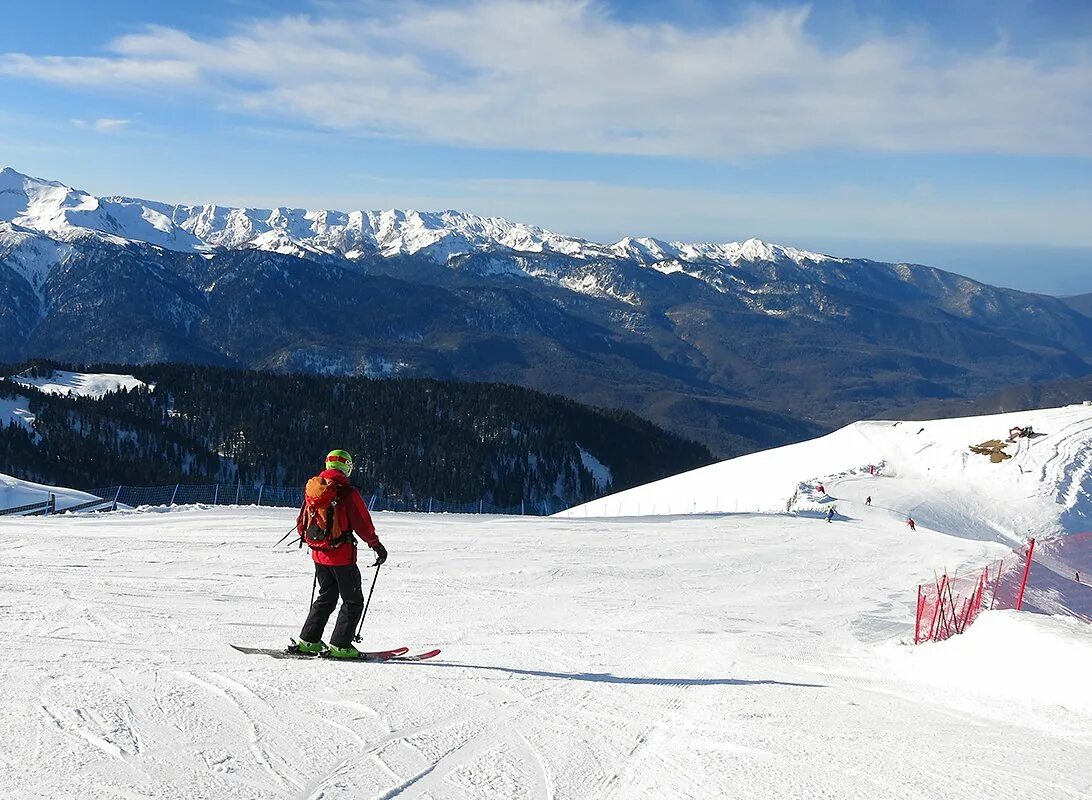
[230,643,440,662]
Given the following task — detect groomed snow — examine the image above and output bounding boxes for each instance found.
[0,507,1089,797]
[10,369,150,399]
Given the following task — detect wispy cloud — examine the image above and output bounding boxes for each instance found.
[2,0,1090,158]
[0,53,198,88]
[71,117,132,133]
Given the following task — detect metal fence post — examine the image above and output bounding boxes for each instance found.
[112,485,122,512]
[257,485,264,506]
[235,482,241,504]
[170,484,179,505]
[48,493,56,515]
[213,484,219,505]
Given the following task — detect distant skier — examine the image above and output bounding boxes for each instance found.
[907,517,916,532]
[865,496,872,506]
[817,483,825,495]
[293,449,388,658]
[826,505,836,523]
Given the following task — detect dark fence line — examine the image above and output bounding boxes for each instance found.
[83,484,564,516]
[0,498,50,517]
[1,483,568,517]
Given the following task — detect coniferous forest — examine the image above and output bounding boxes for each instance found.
[0,361,713,508]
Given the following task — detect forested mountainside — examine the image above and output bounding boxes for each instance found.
[6,168,1092,458]
[0,362,712,508]
[896,374,1092,421]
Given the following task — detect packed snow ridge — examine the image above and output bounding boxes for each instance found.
[563,403,1092,545]
[0,166,833,268]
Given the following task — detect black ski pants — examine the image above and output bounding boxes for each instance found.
[299,563,364,648]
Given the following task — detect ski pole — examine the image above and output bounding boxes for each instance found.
[309,571,318,608]
[354,564,381,642]
[273,524,298,548]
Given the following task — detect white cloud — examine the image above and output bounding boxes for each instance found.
[71,118,132,133]
[0,53,198,88]
[3,1,1091,158]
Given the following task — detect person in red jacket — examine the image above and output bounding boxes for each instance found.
[907,516,916,532]
[295,449,387,658]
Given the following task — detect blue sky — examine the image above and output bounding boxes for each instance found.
[1,0,1090,294]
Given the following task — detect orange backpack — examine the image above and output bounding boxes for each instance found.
[299,475,347,550]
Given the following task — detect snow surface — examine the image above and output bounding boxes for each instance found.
[10,369,150,399]
[0,505,1088,799]
[0,471,99,511]
[564,404,1092,544]
[2,404,1091,797]
[0,395,35,432]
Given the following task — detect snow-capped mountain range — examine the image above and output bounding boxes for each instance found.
[3,166,1092,458]
[0,165,829,269]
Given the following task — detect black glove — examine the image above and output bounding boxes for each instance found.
[371,542,388,567]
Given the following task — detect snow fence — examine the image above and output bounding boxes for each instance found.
[915,532,1092,643]
[0,483,566,516]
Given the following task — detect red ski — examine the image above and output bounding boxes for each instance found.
[230,644,410,660]
[387,648,441,662]
[323,647,441,662]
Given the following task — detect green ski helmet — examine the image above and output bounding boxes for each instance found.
[325,449,354,476]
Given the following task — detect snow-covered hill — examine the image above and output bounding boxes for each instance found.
[2,369,151,434]
[10,368,150,398]
[0,470,98,510]
[563,404,1092,543]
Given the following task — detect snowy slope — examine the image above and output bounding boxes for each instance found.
[0,394,35,432]
[0,506,1088,799]
[10,369,150,398]
[0,471,99,510]
[564,404,1092,544]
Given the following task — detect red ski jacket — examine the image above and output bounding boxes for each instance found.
[297,469,380,566]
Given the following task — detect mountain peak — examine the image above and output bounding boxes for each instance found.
[0,167,846,280]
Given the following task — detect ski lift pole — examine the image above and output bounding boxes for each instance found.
[354,564,382,643]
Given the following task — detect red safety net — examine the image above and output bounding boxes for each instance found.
[915,532,1092,644]
[914,543,1032,644]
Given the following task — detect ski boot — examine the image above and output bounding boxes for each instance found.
[289,638,326,656]
[325,644,361,659]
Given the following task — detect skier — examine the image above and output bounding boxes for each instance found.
[865,496,872,506]
[907,517,916,532]
[826,505,836,523]
[294,449,388,658]
[817,483,825,495]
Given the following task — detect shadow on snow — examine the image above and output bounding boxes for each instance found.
[386,660,826,688]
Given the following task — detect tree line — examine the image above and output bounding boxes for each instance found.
[0,361,712,507]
